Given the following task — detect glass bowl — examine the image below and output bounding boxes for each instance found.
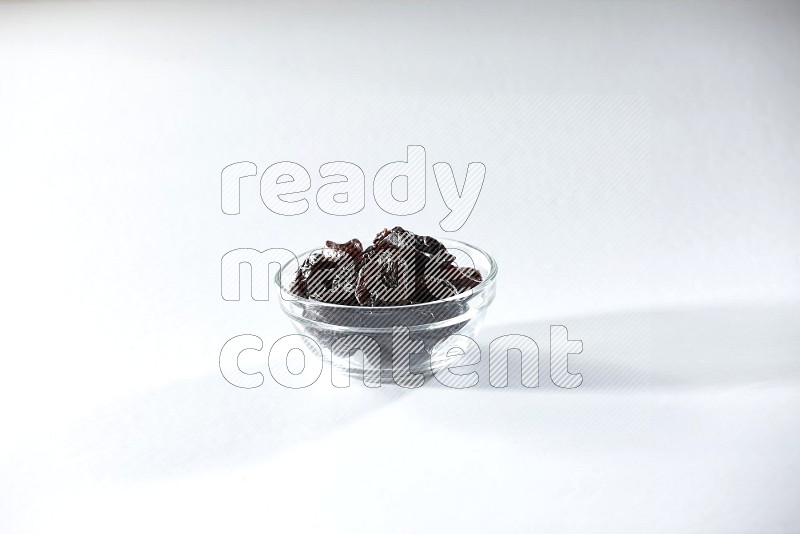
[274,238,497,385]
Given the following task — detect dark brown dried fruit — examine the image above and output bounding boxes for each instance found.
[291,227,482,307]
[324,238,363,259]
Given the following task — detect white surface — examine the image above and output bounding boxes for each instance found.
[1,1,799,532]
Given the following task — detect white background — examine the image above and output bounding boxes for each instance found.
[1,1,799,532]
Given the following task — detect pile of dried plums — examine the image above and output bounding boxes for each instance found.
[291,227,482,306]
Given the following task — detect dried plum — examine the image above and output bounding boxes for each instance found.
[324,238,363,259]
[291,227,482,307]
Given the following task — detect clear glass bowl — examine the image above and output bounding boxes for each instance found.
[275,238,497,384]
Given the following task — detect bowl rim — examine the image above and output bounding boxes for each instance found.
[274,237,498,311]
